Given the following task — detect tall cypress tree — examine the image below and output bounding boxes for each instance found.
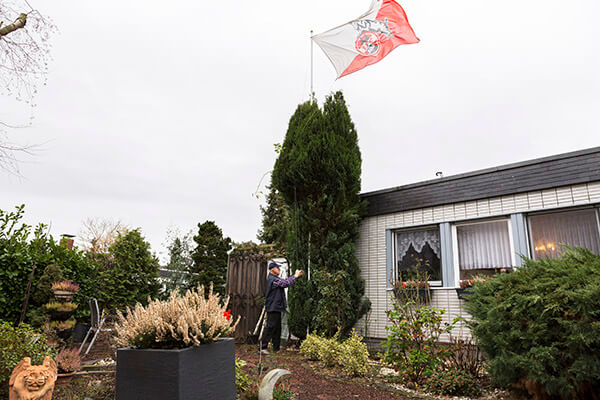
[190,221,232,296]
[257,185,290,251]
[272,92,369,338]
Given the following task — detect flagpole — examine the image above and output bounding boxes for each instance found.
[310,29,315,102]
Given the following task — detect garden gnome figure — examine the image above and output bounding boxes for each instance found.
[261,261,303,355]
[9,357,57,400]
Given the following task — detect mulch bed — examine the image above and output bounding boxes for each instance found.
[236,344,418,400]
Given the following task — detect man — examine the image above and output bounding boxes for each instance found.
[260,261,304,355]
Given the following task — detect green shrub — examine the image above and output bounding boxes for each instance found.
[0,321,56,391]
[423,367,481,397]
[298,332,322,360]
[300,330,370,376]
[338,330,370,377]
[381,298,458,384]
[466,247,600,399]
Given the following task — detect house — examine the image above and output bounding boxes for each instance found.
[356,146,600,340]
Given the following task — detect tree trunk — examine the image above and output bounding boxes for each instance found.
[0,13,27,38]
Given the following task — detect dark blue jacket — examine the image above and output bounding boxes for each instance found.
[265,273,297,313]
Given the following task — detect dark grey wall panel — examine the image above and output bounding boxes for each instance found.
[362,147,600,217]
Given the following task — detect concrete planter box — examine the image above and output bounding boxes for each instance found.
[116,338,235,400]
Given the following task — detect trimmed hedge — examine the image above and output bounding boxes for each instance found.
[466,247,600,399]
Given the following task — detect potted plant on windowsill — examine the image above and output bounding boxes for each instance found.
[56,347,82,385]
[393,280,431,303]
[51,280,80,302]
[114,285,239,400]
[456,277,488,300]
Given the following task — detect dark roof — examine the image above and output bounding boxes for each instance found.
[361,146,600,217]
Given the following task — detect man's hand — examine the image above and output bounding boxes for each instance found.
[294,270,305,278]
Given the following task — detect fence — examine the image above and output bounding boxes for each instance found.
[226,251,268,342]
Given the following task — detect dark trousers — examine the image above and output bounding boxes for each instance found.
[261,311,282,351]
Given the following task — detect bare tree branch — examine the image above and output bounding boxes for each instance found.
[0,12,26,38]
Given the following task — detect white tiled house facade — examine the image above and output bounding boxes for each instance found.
[354,148,600,341]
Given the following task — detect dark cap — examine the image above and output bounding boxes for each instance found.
[268,261,280,270]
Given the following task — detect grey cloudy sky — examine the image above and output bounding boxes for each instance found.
[1,0,599,259]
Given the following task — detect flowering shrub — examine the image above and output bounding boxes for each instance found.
[51,280,80,292]
[395,280,429,289]
[423,367,481,397]
[458,276,487,288]
[382,297,458,384]
[45,302,78,312]
[115,285,239,349]
[56,347,82,373]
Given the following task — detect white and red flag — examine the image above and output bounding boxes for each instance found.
[312,0,419,78]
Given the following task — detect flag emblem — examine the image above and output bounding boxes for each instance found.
[353,18,393,56]
[312,0,419,78]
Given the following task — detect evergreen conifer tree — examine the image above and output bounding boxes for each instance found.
[257,185,290,251]
[272,92,369,338]
[190,221,232,296]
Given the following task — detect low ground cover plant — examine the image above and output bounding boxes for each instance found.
[115,285,238,349]
[466,247,600,399]
[300,330,370,376]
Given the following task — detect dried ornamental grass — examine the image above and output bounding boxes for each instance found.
[115,285,239,349]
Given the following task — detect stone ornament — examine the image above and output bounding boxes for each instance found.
[9,357,57,400]
[258,369,290,400]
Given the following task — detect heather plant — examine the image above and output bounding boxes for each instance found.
[51,280,80,292]
[423,367,481,397]
[466,247,600,399]
[50,319,76,331]
[56,347,82,373]
[45,302,78,312]
[115,285,239,349]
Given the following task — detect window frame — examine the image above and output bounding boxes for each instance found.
[526,206,600,260]
[393,224,443,287]
[451,217,515,288]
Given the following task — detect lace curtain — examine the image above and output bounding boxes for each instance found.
[396,229,441,260]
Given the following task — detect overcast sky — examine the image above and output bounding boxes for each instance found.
[1,0,599,260]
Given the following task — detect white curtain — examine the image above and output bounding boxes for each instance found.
[529,209,600,260]
[457,220,511,270]
[396,229,441,260]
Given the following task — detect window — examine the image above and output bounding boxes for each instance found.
[455,220,513,280]
[395,227,442,284]
[528,208,600,260]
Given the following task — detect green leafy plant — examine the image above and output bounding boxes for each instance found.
[273,378,296,400]
[423,367,481,397]
[56,347,82,373]
[466,247,600,399]
[300,330,370,376]
[382,296,458,384]
[0,321,57,388]
[235,358,250,395]
[337,330,370,377]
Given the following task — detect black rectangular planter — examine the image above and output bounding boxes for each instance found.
[456,288,474,300]
[116,337,235,400]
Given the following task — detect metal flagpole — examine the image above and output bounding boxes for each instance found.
[310,30,315,102]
